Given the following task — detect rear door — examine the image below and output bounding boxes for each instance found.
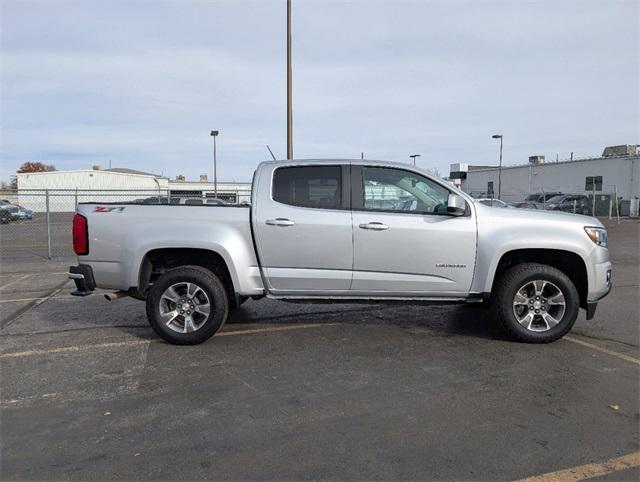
[253,163,353,294]
[350,165,477,295]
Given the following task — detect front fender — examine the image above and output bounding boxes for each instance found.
[471,207,602,296]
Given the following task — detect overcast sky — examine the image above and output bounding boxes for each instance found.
[1,0,638,183]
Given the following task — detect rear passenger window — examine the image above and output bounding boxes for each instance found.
[273,166,342,209]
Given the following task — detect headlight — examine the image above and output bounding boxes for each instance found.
[584,227,608,247]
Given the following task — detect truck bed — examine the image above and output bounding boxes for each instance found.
[76,203,262,294]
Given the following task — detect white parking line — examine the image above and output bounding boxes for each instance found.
[0,294,94,304]
[564,335,640,366]
[0,272,67,278]
[517,451,640,481]
[0,323,337,359]
[0,274,32,290]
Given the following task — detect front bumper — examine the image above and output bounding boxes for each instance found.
[68,265,96,296]
[588,260,612,301]
[585,261,612,320]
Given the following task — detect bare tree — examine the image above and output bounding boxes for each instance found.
[11,161,57,189]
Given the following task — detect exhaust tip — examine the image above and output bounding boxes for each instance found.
[104,291,128,301]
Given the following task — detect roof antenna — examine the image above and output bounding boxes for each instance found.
[266,145,277,161]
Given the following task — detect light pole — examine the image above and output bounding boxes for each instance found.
[492,134,503,199]
[286,0,293,159]
[409,154,421,166]
[210,130,219,198]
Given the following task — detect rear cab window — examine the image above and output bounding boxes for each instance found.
[272,165,345,210]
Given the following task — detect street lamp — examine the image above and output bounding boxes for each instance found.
[409,154,421,166]
[210,130,219,198]
[492,134,503,199]
[286,0,293,159]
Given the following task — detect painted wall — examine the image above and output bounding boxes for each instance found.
[15,170,252,211]
[461,156,639,203]
[16,170,170,212]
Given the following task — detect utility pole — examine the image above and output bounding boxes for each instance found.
[286,0,293,159]
[409,154,421,166]
[492,134,503,200]
[210,130,219,197]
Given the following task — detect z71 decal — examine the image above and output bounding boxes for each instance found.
[93,206,126,213]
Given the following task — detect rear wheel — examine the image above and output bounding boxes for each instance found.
[146,267,229,345]
[494,263,579,343]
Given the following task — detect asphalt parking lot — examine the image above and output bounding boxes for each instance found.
[1,219,638,481]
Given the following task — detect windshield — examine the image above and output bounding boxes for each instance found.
[546,195,564,203]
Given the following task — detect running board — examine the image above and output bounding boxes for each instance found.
[266,294,468,304]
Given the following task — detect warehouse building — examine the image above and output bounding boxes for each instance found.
[449,145,639,215]
[16,166,251,212]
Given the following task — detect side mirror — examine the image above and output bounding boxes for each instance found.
[447,194,466,216]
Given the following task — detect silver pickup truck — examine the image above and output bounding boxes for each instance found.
[69,160,612,345]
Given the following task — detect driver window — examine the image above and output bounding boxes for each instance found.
[363,167,449,214]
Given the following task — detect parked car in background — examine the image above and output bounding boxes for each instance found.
[15,205,33,220]
[476,198,511,208]
[0,208,11,224]
[133,196,177,205]
[525,192,563,203]
[178,198,228,206]
[510,201,544,210]
[527,192,564,203]
[0,200,20,222]
[132,197,230,206]
[546,195,591,215]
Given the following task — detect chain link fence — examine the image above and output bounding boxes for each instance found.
[0,188,252,261]
[467,183,635,219]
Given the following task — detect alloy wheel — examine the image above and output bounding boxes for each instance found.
[512,279,566,332]
[159,282,211,333]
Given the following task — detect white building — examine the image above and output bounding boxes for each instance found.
[449,145,639,215]
[16,167,251,212]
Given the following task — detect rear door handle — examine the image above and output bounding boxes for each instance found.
[359,222,389,231]
[266,218,295,227]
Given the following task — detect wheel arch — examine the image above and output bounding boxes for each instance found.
[137,247,239,307]
[489,249,588,308]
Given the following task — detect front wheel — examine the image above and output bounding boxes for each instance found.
[146,267,229,345]
[494,263,579,343]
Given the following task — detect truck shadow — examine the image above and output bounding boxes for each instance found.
[226,300,509,342]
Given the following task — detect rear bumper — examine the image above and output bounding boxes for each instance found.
[68,265,96,296]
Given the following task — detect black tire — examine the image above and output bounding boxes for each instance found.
[146,267,229,345]
[494,263,579,343]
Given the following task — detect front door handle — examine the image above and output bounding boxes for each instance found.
[359,222,389,231]
[266,218,295,227]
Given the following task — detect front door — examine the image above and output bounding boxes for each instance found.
[253,164,353,294]
[351,165,477,295]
